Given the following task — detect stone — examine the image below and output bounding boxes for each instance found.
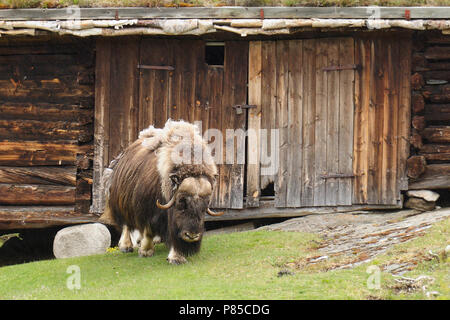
[53,223,111,259]
[406,190,440,202]
[404,197,436,211]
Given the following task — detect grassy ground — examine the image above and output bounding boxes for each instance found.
[0,0,449,9]
[0,219,448,300]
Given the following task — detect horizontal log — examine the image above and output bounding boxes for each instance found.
[0,183,75,205]
[419,144,450,161]
[205,203,401,222]
[0,205,97,230]
[0,140,82,166]
[424,46,450,60]
[423,71,450,83]
[0,80,93,103]
[424,104,450,121]
[409,163,450,190]
[0,102,93,122]
[428,93,450,103]
[410,130,423,149]
[0,119,93,142]
[0,166,76,185]
[423,126,450,143]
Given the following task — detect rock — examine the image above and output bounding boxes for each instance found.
[53,223,111,259]
[406,190,440,202]
[404,197,436,211]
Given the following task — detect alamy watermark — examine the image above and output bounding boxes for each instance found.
[169,121,280,176]
[66,265,81,290]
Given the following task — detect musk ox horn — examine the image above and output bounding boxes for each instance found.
[206,208,225,217]
[156,194,176,210]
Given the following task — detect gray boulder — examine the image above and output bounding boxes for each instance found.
[53,223,111,259]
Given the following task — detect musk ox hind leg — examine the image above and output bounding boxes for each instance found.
[167,247,187,265]
[118,225,134,253]
[138,226,155,258]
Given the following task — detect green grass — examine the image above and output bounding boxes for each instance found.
[0,219,448,300]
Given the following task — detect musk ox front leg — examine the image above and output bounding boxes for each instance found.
[138,226,155,257]
[118,225,133,253]
[167,247,187,265]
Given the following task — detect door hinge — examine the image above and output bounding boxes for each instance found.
[232,104,256,115]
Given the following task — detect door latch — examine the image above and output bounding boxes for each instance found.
[232,104,256,115]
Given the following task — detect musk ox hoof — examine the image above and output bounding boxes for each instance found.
[167,256,187,265]
[138,247,155,257]
[119,246,134,253]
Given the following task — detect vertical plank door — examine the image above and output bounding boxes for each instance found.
[248,38,356,208]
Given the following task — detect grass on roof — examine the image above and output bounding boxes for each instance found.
[0,0,449,9]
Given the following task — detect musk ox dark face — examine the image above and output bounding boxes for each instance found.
[157,176,223,264]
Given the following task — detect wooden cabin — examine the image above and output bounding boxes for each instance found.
[0,7,449,231]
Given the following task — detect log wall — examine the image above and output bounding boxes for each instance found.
[409,31,450,190]
[0,36,97,230]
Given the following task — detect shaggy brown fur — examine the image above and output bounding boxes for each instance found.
[103,120,218,264]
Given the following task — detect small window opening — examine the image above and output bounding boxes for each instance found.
[205,42,224,66]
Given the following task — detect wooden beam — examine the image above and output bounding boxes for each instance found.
[0,7,449,21]
[205,202,401,221]
[0,166,76,186]
[409,163,450,190]
[0,184,75,205]
[0,206,97,230]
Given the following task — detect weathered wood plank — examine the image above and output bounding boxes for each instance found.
[0,119,92,142]
[338,37,354,205]
[397,36,411,192]
[227,41,248,209]
[423,126,450,143]
[325,39,340,206]
[0,166,76,186]
[207,67,224,208]
[246,41,262,208]
[0,206,97,230]
[0,140,81,166]
[260,41,277,191]
[353,38,370,204]
[0,103,93,122]
[138,39,172,130]
[274,40,289,208]
[286,40,303,208]
[301,39,316,207]
[108,37,140,162]
[313,39,327,207]
[0,183,75,205]
[409,163,450,190]
[91,38,111,214]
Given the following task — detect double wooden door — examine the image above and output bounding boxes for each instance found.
[92,36,410,214]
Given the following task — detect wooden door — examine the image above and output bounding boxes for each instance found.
[138,39,248,209]
[247,38,356,208]
[92,39,248,213]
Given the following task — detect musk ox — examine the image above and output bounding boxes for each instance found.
[101,119,224,264]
